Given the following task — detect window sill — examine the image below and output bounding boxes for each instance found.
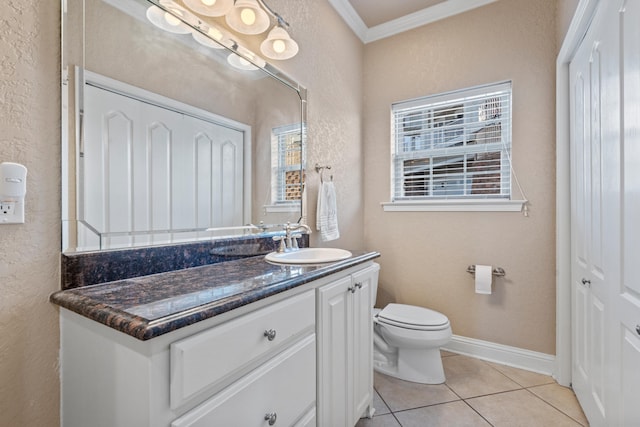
[382,199,527,212]
[264,204,300,213]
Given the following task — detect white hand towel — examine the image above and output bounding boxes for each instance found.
[316,181,340,241]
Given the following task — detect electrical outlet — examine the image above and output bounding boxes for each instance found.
[0,201,23,224]
[0,202,15,216]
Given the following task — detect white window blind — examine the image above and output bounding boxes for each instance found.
[270,123,305,206]
[391,81,512,202]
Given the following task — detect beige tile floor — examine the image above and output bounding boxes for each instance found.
[357,351,589,427]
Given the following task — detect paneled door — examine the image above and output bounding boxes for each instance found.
[617,2,640,425]
[81,77,245,250]
[569,6,610,424]
[569,1,640,425]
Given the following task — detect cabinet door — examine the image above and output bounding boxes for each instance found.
[317,276,352,427]
[351,265,379,425]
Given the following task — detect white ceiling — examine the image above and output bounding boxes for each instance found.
[349,0,449,27]
[327,0,499,43]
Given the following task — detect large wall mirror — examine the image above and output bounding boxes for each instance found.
[62,0,307,253]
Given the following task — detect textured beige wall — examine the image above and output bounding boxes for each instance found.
[266,0,365,249]
[0,1,61,426]
[363,0,558,354]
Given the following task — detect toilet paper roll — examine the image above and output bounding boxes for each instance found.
[475,265,493,295]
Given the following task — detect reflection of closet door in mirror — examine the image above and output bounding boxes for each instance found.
[82,82,244,251]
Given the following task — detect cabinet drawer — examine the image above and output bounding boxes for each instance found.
[171,290,315,408]
[171,334,316,427]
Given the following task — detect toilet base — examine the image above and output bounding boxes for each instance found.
[373,347,446,384]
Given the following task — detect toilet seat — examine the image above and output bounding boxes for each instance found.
[377,303,450,331]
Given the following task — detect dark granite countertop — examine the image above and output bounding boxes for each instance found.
[50,251,380,341]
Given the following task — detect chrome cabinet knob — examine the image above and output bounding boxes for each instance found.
[581,278,591,287]
[264,412,277,425]
[348,282,363,293]
[264,329,277,341]
[636,325,640,336]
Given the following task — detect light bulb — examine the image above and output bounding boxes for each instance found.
[240,8,256,25]
[164,11,181,26]
[272,39,286,54]
[201,0,216,5]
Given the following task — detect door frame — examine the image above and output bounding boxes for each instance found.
[555,0,601,386]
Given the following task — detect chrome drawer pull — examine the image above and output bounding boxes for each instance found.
[355,282,363,289]
[636,325,640,336]
[264,412,277,425]
[581,278,591,287]
[264,329,277,341]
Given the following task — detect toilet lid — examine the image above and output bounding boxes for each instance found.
[377,303,449,329]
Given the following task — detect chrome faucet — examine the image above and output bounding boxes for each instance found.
[274,222,312,252]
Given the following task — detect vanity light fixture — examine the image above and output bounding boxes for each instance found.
[260,25,298,60]
[183,0,233,17]
[147,0,299,68]
[227,52,258,70]
[146,2,191,34]
[188,0,300,60]
[191,24,230,49]
[225,0,271,35]
[227,44,267,70]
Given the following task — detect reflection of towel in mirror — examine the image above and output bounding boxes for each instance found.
[316,181,339,241]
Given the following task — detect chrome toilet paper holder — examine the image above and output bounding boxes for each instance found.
[466,265,506,277]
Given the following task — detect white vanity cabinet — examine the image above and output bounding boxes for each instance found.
[60,289,316,427]
[317,263,380,427]
[58,260,379,427]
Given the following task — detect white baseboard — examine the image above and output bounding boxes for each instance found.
[442,335,556,376]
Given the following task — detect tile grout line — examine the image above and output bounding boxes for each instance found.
[523,387,588,427]
[371,386,407,426]
[481,357,587,426]
[389,397,464,415]
[460,398,495,427]
[441,372,496,426]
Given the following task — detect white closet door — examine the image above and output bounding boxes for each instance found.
[569,3,616,424]
[570,1,640,425]
[617,2,640,425]
[82,84,244,250]
[182,115,244,230]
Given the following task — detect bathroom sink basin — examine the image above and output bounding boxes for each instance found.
[265,248,352,264]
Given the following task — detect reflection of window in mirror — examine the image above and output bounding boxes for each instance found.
[268,124,305,212]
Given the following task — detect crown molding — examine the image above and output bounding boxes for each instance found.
[329,0,499,44]
[326,0,369,41]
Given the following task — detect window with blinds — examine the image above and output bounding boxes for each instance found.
[391,81,512,202]
[271,123,305,206]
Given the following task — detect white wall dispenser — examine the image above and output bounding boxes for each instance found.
[0,162,27,224]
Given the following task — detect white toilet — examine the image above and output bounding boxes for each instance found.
[372,282,452,384]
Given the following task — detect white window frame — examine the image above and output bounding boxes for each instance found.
[383,81,526,212]
[264,123,305,213]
